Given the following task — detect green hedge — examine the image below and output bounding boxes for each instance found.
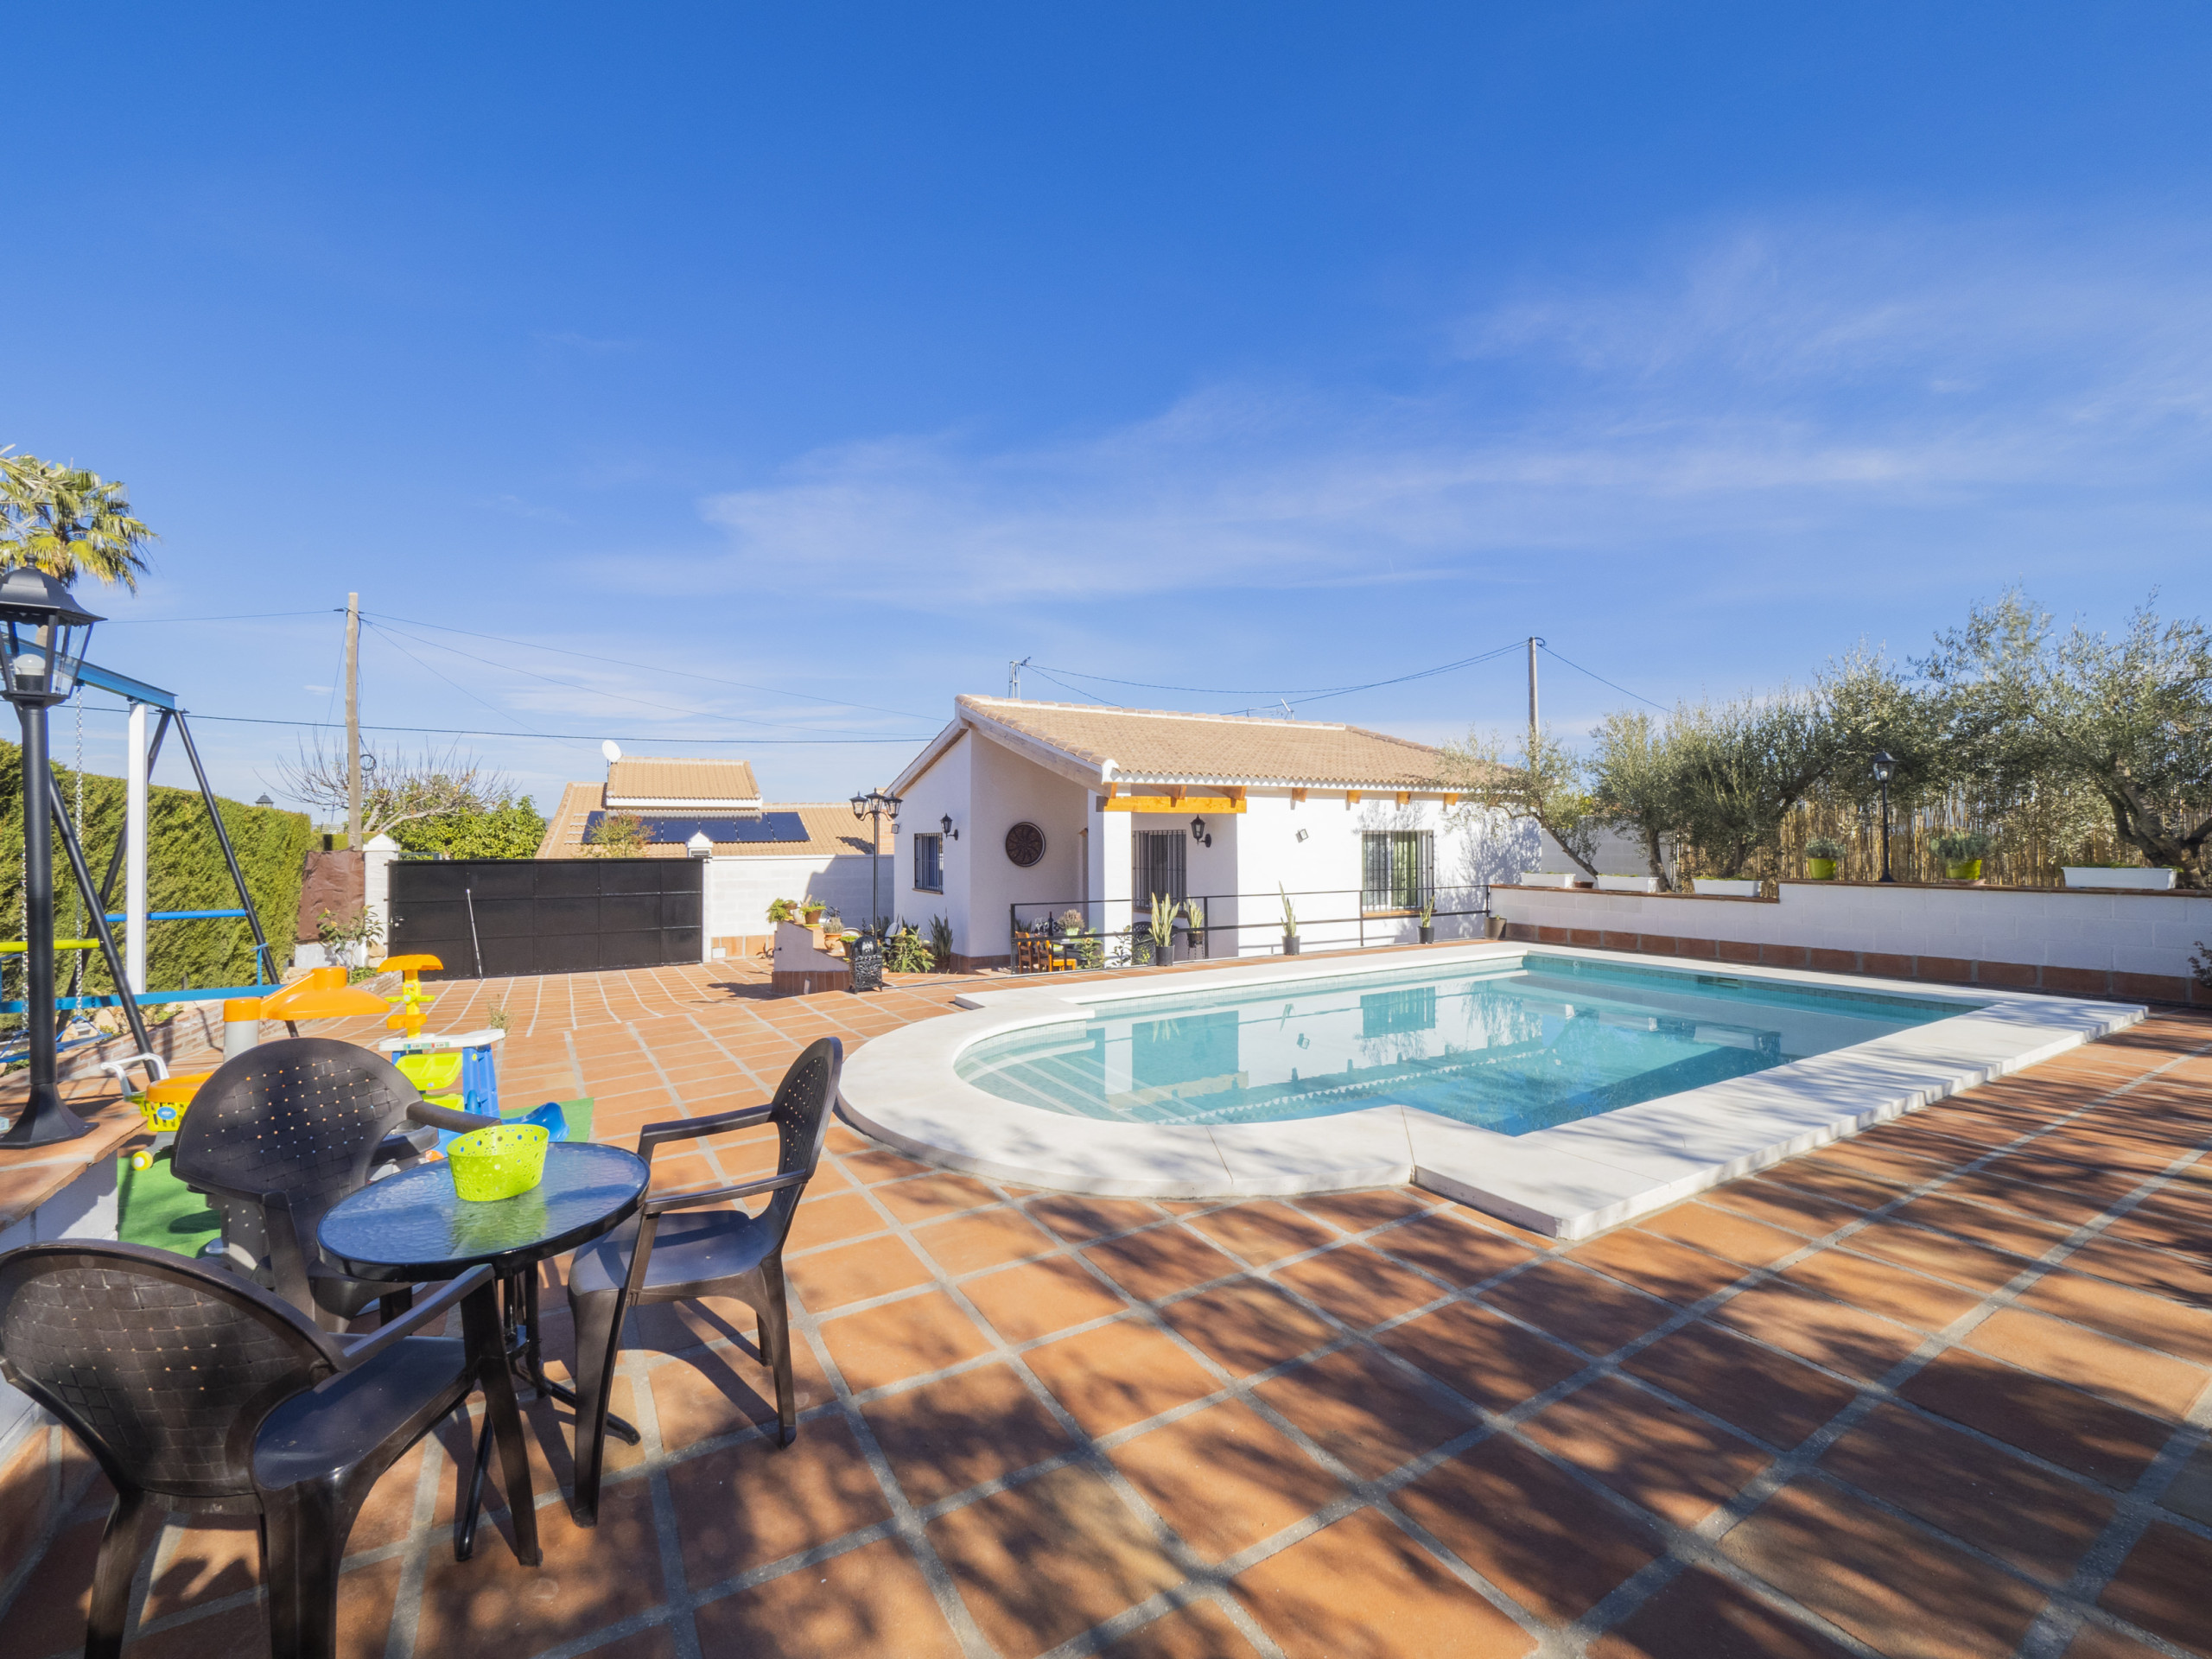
[0,736,313,1000]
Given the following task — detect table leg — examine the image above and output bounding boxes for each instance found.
[455,1278,543,1567]
[514,1265,642,1447]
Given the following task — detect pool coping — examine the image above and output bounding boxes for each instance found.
[836,944,2145,1239]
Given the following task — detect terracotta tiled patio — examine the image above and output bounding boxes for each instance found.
[3,965,2211,1658]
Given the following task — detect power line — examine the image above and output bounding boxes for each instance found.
[98,609,336,624]
[1029,640,1526,710]
[1537,644,1669,712]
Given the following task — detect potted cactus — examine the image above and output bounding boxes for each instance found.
[1281,885,1300,955]
[1932,831,1990,882]
[1805,836,1843,880]
[1184,899,1205,956]
[1418,900,1434,944]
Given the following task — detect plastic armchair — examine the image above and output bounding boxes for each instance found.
[565,1036,843,1523]
[0,1240,538,1659]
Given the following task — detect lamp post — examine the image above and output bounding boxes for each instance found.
[1872,751,1897,885]
[849,789,901,935]
[0,569,104,1147]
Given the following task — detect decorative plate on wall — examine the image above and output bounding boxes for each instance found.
[1004,822,1046,868]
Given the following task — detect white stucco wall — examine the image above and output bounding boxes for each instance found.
[702,853,893,952]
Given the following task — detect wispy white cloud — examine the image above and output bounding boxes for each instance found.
[681,213,2212,612]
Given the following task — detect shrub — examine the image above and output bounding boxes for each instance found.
[1805,836,1845,861]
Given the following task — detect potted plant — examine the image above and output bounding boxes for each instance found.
[1804,836,1843,880]
[1146,893,1178,965]
[1691,876,1763,897]
[801,896,827,925]
[1184,899,1205,956]
[2063,863,2178,891]
[766,897,798,924]
[1595,874,1661,893]
[1280,885,1300,955]
[1418,900,1434,944]
[1931,831,1990,882]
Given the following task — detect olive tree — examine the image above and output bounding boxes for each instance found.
[1441,725,1605,880]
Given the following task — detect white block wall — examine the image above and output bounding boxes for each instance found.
[702,854,894,950]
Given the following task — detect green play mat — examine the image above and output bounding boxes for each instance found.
[117,1097,597,1257]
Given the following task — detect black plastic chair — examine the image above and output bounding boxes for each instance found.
[0,1240,538,1659]
[172,1037,436,1329]
[565,1036,843,1524]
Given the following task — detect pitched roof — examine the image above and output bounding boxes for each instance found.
[605,757,761,804]
[938,696,1450,789]
[536,783,882,859]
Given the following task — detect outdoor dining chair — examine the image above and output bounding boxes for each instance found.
[0,1239,538,1659]
[565,1035,843,1524]
[172,1037,437,1329]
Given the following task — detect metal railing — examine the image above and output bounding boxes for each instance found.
[1007,885,1491,975]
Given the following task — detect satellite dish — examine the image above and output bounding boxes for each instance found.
[601,740,622,764]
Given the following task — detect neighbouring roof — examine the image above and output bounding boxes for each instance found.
[893,696,1456,793]
[605,757,761,806]
[537,783,882,859]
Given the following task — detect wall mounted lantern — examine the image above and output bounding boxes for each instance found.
[1189,816,1211,847]
[940,813,959,841]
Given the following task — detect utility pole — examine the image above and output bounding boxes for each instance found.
[1527,636,1542,742]
[1008,656,1030,699]
[345,592,362,849]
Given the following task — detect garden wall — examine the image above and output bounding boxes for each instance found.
[1490,879,2212,1007]
[702,853,893,961]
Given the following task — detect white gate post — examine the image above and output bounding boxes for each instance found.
[124,702,149,993]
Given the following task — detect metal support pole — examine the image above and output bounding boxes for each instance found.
[1878,779,1896,884]
[45,766,152,1066]
[1,703,86,1146]
[345,593,362,849]
[173,714,279,984]
[125,701,149,993]
[1527,637,1541,740]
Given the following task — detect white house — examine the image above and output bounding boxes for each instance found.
[538,758,892,959]
[887,696,1549,970]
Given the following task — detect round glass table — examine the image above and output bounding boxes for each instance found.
[319,1142,650,1558]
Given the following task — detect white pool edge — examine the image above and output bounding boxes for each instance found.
[836,944,2145,1239]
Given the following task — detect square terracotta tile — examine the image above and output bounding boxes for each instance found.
[1701,1179,1867,1240]
[1779,1248,1984,1331]
[124,1557,404,1659]
[1522,1372,1770,1528]
[1025,1193,1169,1243]
[1820,1402,2113,1583]
[1377,1299,1586,1414]
[1571,1228,1749,1306]
[1270,1244,1445,1327]
[1834,1220,2031,1294]
[873,1171,1005,1225]
[140,1514,262,1619]
[662,1413,894,1582]
[962,1255,1130,1344]
[1396,1433,1664,1622]
[2066,1235,2212,1307]
[1900,1350,2171,1484]
[818,1290,995,1394]
[416,1471,663,1650]
[1024,1318,1225,1439]
[2016,1268,2212,1365]
[689,1536,963,1657]
[2098,1522,2212,1658]
[2060,1623,2178,1659]
[841,1147,935,1186]
[1255,1344,1472,1479]
[1294,1187,1438,1236]
[1587,1564,1858,1659]
[785,1188,892,1253]
[1481,1258,1675,1357]
[1622,1321,1858,1449]
[1084,1227,1246,1302]
[1109,1398,1344,1561]
[926,1463,1185,1659]
[1966,1306,2211,1421]
[911,1205,1060,1275]
[1369,1210,1542,1285]
[651,1346,827,1448]
[1099,1599,1267,1658]
[1232,1506,1535,1659]
[1156,1281,1339,1378]
[1712,1281,1924,1381]
[1719,1478,2046,1659]
[1637,1202,1803,1267]
[861,1361,1076,1506]
[785,1235,936,1312]
[1888,1193,2074,1259]
[1184,1201,1338,1265]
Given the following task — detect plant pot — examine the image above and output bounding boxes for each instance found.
[1282,935,1300,955]
[1516,872,1578,888]
[1691,878,1763,898]
[1805,858,1838,880]
[1418,925,1434,944]
[2063,866,2177,891]
[1596,874,1660,893]
[1943,859,1982,882]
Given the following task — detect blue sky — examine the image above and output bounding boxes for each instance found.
[5,4,2209,811]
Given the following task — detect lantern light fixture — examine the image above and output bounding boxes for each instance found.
[0,567,101,708]
[940,813,958,841]
[1189,815,1211,847]
[1872,751,1898,884]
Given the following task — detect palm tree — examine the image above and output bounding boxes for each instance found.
[0,448,156,588]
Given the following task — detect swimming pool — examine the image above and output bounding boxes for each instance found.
[955,955,1982,1135]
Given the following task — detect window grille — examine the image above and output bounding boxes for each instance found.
[914,833,944,893]
[1133,831,1186,908]
[1361,831,1433,912]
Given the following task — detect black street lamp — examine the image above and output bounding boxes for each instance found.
[849,788,901,935]
[1872,751,1898,885]
[0,569,104,1147]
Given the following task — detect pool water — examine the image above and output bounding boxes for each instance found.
[955,955,1980,1136]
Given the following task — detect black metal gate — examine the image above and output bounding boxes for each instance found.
[388,859,703,980]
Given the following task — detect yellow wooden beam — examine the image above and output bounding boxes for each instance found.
[1291,788,1306,805]
[1443,793,1458,808]
[1104,795,1246,813]
[1345,790,1362,806]
[1395,791,1410,806]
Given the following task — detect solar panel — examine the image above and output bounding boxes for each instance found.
[580,811,810,846]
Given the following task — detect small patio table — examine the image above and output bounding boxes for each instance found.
[318,1141,651,1559]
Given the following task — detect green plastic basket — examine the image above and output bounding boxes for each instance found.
[447,1122,550,1202]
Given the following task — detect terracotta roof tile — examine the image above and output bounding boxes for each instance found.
[605,757,761,803]
[537,783,880,859]
[956,696,1448,788]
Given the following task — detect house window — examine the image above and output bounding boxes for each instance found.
[913,832,944,893]
[1362,831,1433,912]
